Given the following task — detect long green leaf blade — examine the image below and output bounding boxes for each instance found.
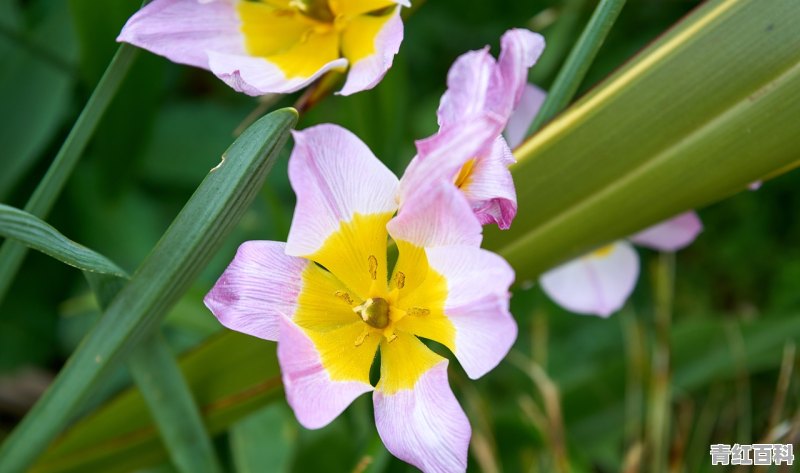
[33,332,282,473]
[0,108,297,473]
[527,0,627,133]
[488,0,800,280]
[0,204,127,278]
[90,276,222,473]
[0,42,139,304]
[128,334,222,473]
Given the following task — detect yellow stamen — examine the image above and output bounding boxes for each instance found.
[354,328,370,347]
[368,255,378,280]
[406,307,430,317]
[395,271,405,289]
[334,290,354,305]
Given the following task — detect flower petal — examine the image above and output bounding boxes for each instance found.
[459,137,517,229]
[278,317,379,429]
[540,241,639,317]
[398,113,504,208]
[117,0,243,70]
[493,29,546,117]
[504,83,546,148]
[205,241,361,341]
[208,51,347,95]
[330,0,408,17]
[629,211,703,252]
[375,341,470,473]
[436,29,545,129]
[286,124,399,298]
[387,182,481,299]
[395,246,516,379]
[339,7,403,96]
[204,241,304,341]
[388,181,482,249]
[436,47,495,128]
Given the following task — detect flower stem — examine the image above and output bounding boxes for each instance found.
[0,43,139,306]
[526,0,626,135]
[646,252,674,473]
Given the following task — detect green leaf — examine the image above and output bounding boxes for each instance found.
[486,0,800,281]
[0,0,76,200]
[0,204,127,278]
[0,202,223,473]
[32,332,282,473]
[128,333,222,473]
[0,108,297,473]
[527,0,627,133]
[0,42,140,304]
[230,404,296,473]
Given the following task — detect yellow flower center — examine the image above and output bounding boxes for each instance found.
[295,214,454,394]
[354,297,390,328]
[237,0,398,79]
[336,252,433,347]
[289,0,336,23]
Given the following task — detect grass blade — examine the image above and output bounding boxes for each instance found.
[0,108,297,473]
[91,275,222,473]
[526,0,627,134]
[0,204,127,278]
[0,42,139,304]
[128,334,222,473]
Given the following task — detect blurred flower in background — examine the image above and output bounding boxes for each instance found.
[118,0,409,95]
[539,212,703,317]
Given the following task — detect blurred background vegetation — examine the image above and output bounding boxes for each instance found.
[1,0,798,471]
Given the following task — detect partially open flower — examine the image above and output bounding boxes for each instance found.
[118,0,409,96]
[205,124,516,472]
[399,29,546,229]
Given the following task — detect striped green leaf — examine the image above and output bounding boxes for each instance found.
[486,0,800,281]
[0,204,127,278]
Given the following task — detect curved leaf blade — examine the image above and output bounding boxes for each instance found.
[0,41,140,304]
[0,204,127,278]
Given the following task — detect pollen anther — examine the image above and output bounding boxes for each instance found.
[395,272,405,289]
[368,255,378,280]
[406,307,430,317]
[354,329,370,347]
[334,290,353,305]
